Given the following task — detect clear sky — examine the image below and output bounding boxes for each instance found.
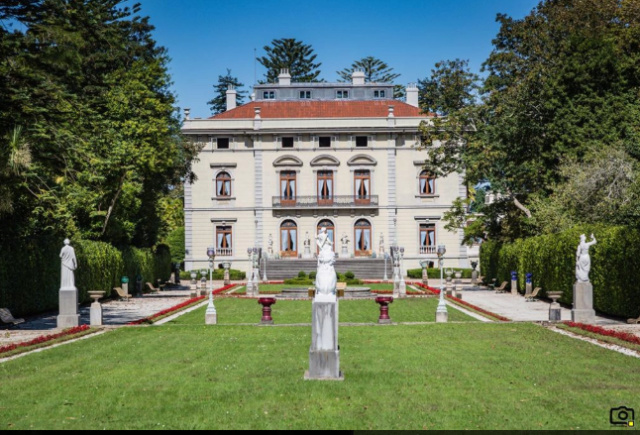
[129,0,541,118]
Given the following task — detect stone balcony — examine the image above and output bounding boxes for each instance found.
[272,195,379,209]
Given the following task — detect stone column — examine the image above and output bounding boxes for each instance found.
[510,271,518,295]
[571,282,595,323]
[305,295,343,381]
[57,239,79,329]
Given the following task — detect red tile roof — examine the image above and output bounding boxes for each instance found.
[210,100,428,119]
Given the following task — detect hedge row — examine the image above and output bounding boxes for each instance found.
[407,267,473,279]
[479,225,640,319]
[181,269,247,280]
[0,236,172,317]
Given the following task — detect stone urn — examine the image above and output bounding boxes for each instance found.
[548,291,563,322]
[375,296,393,324]
[258,297,277,324]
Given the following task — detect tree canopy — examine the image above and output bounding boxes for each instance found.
[0,0,198,247]
[207,69,246,115]
[258,38,322,83]
[420,0,640,242]
[338,56,404,98]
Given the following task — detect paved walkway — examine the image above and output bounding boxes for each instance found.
[3,279,639,347]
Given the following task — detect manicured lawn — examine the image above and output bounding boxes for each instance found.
[174,296,476,324]
[0,322,638,429]
[232,283,397,294]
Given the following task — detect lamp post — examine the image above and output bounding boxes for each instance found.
[383,251,389,282]
[399,247,406,292]
[262,253,268,282]
[247,247,260,296]
[436,244,448,322]
[205,246,217,324]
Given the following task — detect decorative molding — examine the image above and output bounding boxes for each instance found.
[273,155,303,167]
[210,218,238,223]
[413,216,442,221]
[347,154,377,166]
[310,154,340,167]
[210,163,237,168]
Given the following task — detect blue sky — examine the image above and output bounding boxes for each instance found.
[129,0,540,118]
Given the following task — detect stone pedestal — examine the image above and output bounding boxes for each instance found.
[258,297,276,324]
[88,291,104,327]
[471,269,478,286]
[422,268,428,286]
[511,279,517,295]
[341,245,348,257]
[57,287,79,329]
[223,269,230,286]
[436,310,448,323]
[571,281,595,323]
[302,245,312,259]
[525,282,532,298]
[305,298,343,381]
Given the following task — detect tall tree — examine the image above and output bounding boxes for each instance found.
[0,0,199,246]
[207,69,246,115]
[420,0,640,241]
[337,56,404,98]
[258,38,322,83]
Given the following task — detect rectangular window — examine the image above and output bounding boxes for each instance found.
[419,171,436,195]
[336,90,349,99]
[355,136,368,147]
[282,137,294,148]
[354,170,371,204]
[419,223,436,254]
[217,138,229,149]
[216,225,233,256]
[280,171,296,205]
[374,90,386,98]
[317,171,333,205]
[318,136,331,148]
[263,91,275,99]
[299,91,311,99]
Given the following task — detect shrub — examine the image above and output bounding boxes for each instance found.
[283,277,314,285]
[407,268,473,279]
[344,271,355,279]
[309,271,317,280]
[480,225,640,319]
[298,271,307,278]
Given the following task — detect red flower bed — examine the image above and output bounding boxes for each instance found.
[414,283,511,322]
[0,325,91,355]
[563,322,640,346]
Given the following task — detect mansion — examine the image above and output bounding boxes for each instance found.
[181,70,476,275]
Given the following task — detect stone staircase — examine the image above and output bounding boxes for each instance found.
[263,258,390,280]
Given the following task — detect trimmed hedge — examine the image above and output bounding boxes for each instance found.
[181,269,246,280]
[0,236,172,317]
[407,267,473,279]
[479,225,640,319]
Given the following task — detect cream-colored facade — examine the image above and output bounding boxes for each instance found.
[181,73,473,275]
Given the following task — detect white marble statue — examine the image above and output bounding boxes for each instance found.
[267,233,273,256]
[379,233,385,255]
[60,238,77,290]
[315,227,337,298]
[575,233,597,282]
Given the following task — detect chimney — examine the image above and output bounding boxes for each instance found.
[388,105,395,127]
[250,92,255,101]
[184,108,190,120]
[278,68,291,86]
[226,85,237,111]
[387,105,395,118]
[253,106,261,130]
[406,82,419,107]
[352,69,365,85]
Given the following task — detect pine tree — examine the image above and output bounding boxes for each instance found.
[207,69,246,115]
[337,56,403,98]
[258,38,322,83]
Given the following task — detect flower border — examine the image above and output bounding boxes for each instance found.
[562,321,640,346]
[0,325,93,356]
[414,283,511,322]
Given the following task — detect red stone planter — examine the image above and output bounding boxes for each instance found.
[258,297,276,324]
[375,296,393,324]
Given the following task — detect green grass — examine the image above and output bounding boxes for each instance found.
[232,283,396,294]
[1,322,639,429]
[556,323,640,352]
[175,297,476,324]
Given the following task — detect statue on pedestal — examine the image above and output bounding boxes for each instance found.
[60,238,77,290]
[575,234,597,282]
[315,227,337,298]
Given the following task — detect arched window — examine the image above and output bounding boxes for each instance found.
[354,170,371,204]
[354,219,372,256]
[317,170,333,205]
[419,170,435,195]
[216,171,232,197]
[317,219,335,253]
[280,220,298,257]
[280,171,296,205]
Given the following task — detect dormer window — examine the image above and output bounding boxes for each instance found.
[374,90,386,98]
[336,90,349,99]
[299,91,311,99]
[263,91,275,99]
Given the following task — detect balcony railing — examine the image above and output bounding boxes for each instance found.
[273,195,379,208]
[216,248,233,257]
[420,245,437,254]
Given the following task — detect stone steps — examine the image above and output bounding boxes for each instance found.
[263,258,391,280]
